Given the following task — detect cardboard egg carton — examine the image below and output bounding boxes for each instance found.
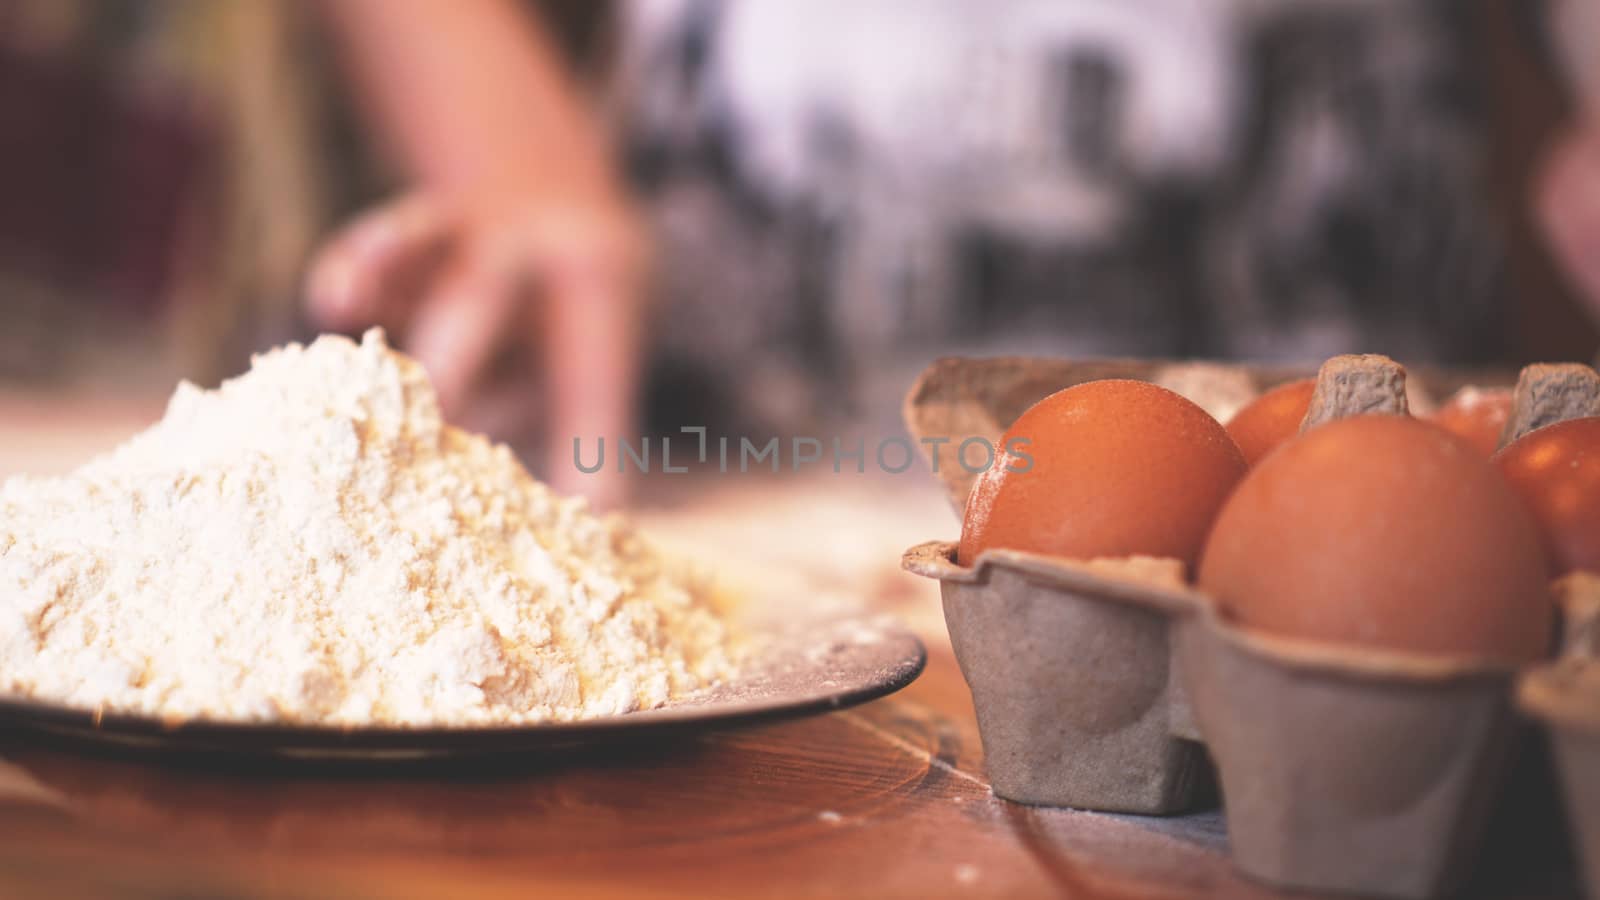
[901,541,1203,813]
[1521,574,1600,897]
[900,355,1583,900]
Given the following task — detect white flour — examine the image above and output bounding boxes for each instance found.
[0,330,735,726]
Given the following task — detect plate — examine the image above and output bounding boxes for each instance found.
[0,615,925,763]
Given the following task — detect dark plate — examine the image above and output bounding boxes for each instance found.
[0,616,925,762]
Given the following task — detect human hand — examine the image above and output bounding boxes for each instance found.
[1538,123,1600,323]
[305,186,647,508]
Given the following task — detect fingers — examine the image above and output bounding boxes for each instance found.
[548,456,630,512]
[305,196,454,333]
[309,194,647,508]
[539,265,643,508]
[407,254,522,417]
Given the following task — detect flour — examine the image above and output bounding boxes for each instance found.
[0,330,736,726]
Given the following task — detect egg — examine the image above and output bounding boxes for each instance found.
[1495,417,1600,576]
[1431,386,1512,458]
[958,379,1247,570]
[1199,415,1552,661]
[1225,378,1315,466]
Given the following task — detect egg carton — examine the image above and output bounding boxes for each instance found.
[900,355,1575,900]
[1522,575,1600,897]
[901,542,1203,813]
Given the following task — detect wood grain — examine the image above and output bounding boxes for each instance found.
[0,638,1242,899]
[0,628,1578,898]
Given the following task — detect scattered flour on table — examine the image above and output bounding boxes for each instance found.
[0,330,736,726]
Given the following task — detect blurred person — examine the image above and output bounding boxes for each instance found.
[607,0,1540,414]
[308,0,643,506]
[0,1,640,504]
[5,0,1600,506]
[320,0,1600,460]
[1543,125,1600,319]
[1537,0,1600,326]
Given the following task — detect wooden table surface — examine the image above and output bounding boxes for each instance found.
[0,409,1583,899]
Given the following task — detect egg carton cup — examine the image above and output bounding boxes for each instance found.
[1555,573,1600,657]
[1522,662,1600,897]
[1519,574,1600,896]
[1179,603,1523,899]
[901,540,1206,813]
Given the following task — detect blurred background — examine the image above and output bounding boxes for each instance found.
[1,0,1598,500]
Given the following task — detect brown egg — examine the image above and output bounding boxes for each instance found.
[1199,415,1551,661]
[1431,386,1512,458]
[959,379,1246,570]
[1225,378,1315,466]
[1496,417,1600,576]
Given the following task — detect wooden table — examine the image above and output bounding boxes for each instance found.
[0,422,1582,898]
[0,626,1577,899]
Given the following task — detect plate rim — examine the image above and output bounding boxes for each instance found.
[0,631,927,757]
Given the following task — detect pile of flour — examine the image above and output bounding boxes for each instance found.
[0,330,735,726]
